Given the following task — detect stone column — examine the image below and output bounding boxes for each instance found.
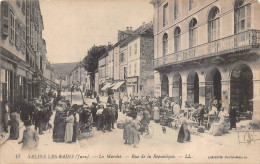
[168,77,173,97]
[199,81,206,105]
[182,82,187,107]
[253,79,260,120]
[221,79,231,109]
[154,71,161,97]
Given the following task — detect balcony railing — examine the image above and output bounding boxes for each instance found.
[154,30,260,68]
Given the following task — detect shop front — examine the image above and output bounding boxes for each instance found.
[126,76,138,97]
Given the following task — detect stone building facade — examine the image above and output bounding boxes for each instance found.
[151,0,260,119]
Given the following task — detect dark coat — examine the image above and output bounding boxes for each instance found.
[177,124,191,143]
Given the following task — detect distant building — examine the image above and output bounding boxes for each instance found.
[119,22,154,98]
[52,62,79,90]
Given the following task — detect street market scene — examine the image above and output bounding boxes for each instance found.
[1,0,260,164]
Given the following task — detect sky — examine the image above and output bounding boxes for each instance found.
[40,0,154,64]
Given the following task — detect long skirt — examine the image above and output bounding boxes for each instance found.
[53,120,66,142]
[129,127,140,145]
[123,124,131,140]
[72,122,79,142]
[97,115,103,130]
[9,122,19,140]
[64,123,73,142]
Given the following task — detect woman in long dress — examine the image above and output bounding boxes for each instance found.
[177,120,190,143]
[153,104,160,123]
[19,120,39,151]
[123,117,132,144]
[64,112,74,143]
[9,108,20,140]
[129,114,140,148]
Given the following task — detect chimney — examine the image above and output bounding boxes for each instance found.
[142,22,145,28]
[126,27,129,30]
[130,27,133,31]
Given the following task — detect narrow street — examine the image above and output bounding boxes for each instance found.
[1,92,259,164]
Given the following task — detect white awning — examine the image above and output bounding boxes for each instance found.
[111,81,125,90]
[101,83,113,91]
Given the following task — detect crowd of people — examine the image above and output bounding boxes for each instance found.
[0,89,243,150]
[1,90,58,151]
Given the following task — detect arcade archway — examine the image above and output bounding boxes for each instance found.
[205,68,222,108]
[187,71,199,105]
[230,64,253,117]
[161,74,169,98]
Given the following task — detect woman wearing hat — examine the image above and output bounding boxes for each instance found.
[19,120,39,151]
[96,105,104,131]
[129,114,140,148]
[9,107,20,140]
[64,111,74,143]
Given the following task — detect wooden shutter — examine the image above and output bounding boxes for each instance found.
[15,20,19,48]
[1,1,9,38]
[246,4,251,29]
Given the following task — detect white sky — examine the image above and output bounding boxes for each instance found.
[40,0,154,64]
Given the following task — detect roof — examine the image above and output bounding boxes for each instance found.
[51,62,80,74]
[119,22,153,47]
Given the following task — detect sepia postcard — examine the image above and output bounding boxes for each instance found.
[0,0,260,163]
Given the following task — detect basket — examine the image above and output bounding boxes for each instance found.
[117,122,125,129]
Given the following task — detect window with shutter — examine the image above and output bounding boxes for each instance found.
[135,43,137,54]
[22,0,26,14]
[208,7,220,42]
[35,30,37,51]
[15,19,21,50]
[163,3,168,27]
[174,0,179,20]
[1,1,9,38]
[26,7,30,44]
[9,10,15,45]
[31,22,34,46]
[234,1,251,34]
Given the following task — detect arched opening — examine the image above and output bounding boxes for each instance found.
[205,68,222,108]
[162,33,168,56]
[230,64,253,119]
[173,73,182,107]
[161,74,169,98]
[174,26,181,53]
[189,18,198,48]
[187,71,199,105]
[208,6,220,42]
